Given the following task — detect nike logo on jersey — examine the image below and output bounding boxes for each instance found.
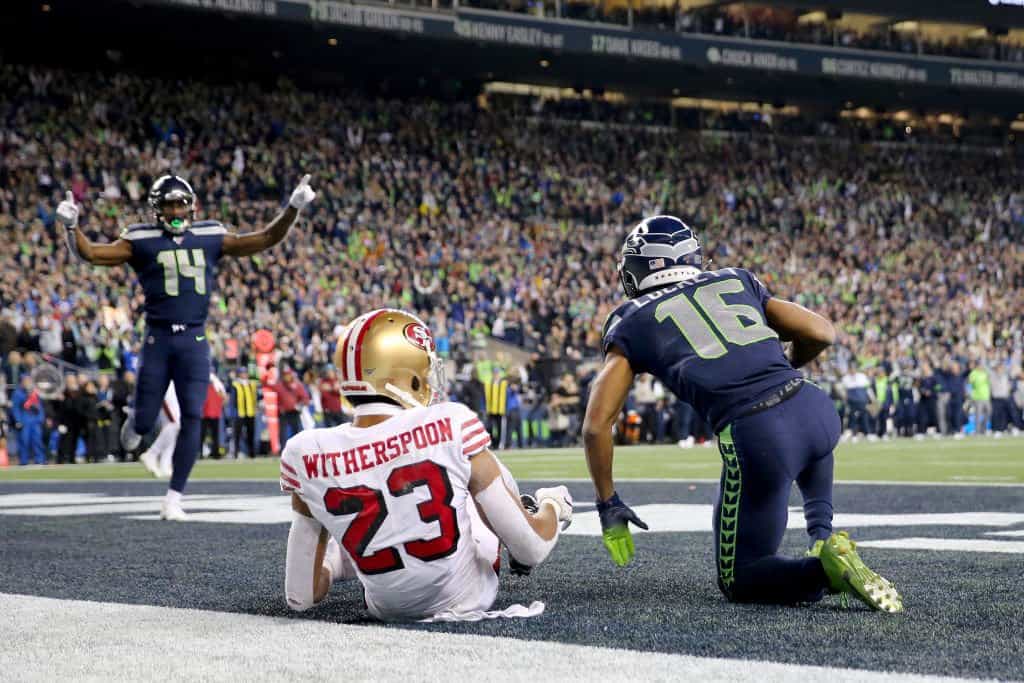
[195,335,206,342]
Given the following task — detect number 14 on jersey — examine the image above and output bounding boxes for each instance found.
[156,248,207,296]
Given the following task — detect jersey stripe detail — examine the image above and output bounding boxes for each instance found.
[353,310,385,381]
[461,418,483,433]
[280,474,301,491]
[463,435,491,456]
[462,425,487,443]
[190,226,227,236]
[280,461,298,476]
[121,229,163,241]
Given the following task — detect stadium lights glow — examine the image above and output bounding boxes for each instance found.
[891,21,919,32]
[539,59,550,68]
[670,97,800,115]
[484,81,626,102]
[797,11,827,25]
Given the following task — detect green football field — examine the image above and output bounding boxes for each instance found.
[1,436,1021,483]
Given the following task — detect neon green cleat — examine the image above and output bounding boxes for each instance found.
[807,539,849,608]
[819,531,903,613]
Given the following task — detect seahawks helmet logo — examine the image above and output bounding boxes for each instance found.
[618,215,704,299]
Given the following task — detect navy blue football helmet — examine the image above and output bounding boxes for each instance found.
[148,174,195,235]
[617,215,704,299]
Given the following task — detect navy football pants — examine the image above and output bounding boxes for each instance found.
[713,382,841,605]
[135,325,210,493]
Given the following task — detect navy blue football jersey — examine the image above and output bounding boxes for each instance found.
[603,267,801,432]
[121,220,226,326]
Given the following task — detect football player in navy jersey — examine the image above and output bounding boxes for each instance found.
[583,216,902,612]
[55,174,316,520]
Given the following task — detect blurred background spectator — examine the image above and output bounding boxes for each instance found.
[1,62,1022,461]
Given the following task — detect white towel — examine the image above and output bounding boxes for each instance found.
[420,600,546,623]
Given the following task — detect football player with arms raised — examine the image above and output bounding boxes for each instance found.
[584,216,902,612]
[280,309,573,621]
[55,174,316,520]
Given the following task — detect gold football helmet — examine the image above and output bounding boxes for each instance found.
[334,308,445,408]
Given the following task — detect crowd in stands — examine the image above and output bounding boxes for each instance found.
[466,0,1024,64]
[1,63,1023,464]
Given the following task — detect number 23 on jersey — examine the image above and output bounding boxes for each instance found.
[323,460,459,575]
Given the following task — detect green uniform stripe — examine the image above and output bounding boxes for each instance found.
[717,424,741,590]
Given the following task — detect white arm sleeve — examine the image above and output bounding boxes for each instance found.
[474,477,558,567]
[285,511,322,612]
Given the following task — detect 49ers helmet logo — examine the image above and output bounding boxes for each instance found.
[403,322,435,351]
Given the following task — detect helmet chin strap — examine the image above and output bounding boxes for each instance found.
[353,402,406,417]
[385,382,425,409]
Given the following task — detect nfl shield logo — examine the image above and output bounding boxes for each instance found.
[648,258,666,269]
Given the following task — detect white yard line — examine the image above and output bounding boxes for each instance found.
[0,593,1001,683]
[858,538,1024,554]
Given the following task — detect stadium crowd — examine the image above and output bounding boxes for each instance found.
[1,63,1023,464]
[469,0,1024,64]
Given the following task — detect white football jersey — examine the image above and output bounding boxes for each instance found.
[280,401,495,621]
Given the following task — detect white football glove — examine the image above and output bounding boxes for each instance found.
[535,485,573,531]
[56,191,79,228]
[288,173,316,210]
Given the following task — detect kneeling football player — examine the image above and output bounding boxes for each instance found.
[280,309,573,621]
[584,216,902,613]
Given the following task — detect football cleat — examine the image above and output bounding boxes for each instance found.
[160,499,188,522]
[806,539,848,607]
[508,494,540,577]
[819,531,903,613]
[120,411,143,452]
[139,450,161,478]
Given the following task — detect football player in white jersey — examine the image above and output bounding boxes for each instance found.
[280,309,574,621]
[139,382,179,481]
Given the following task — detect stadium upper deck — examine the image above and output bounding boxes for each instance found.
[5,0,1024,118]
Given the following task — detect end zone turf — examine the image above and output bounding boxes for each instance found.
[1,437,1021,484]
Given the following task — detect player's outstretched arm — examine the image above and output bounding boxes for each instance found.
[583,347,649,567]
[56,192,132,266]
[469,449,571,566]
[583,347,634,502]
[222,174,316,257]
[764,298,836,369]
[285,492,333,611]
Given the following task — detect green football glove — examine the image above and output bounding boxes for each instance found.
[597,492,648,567]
